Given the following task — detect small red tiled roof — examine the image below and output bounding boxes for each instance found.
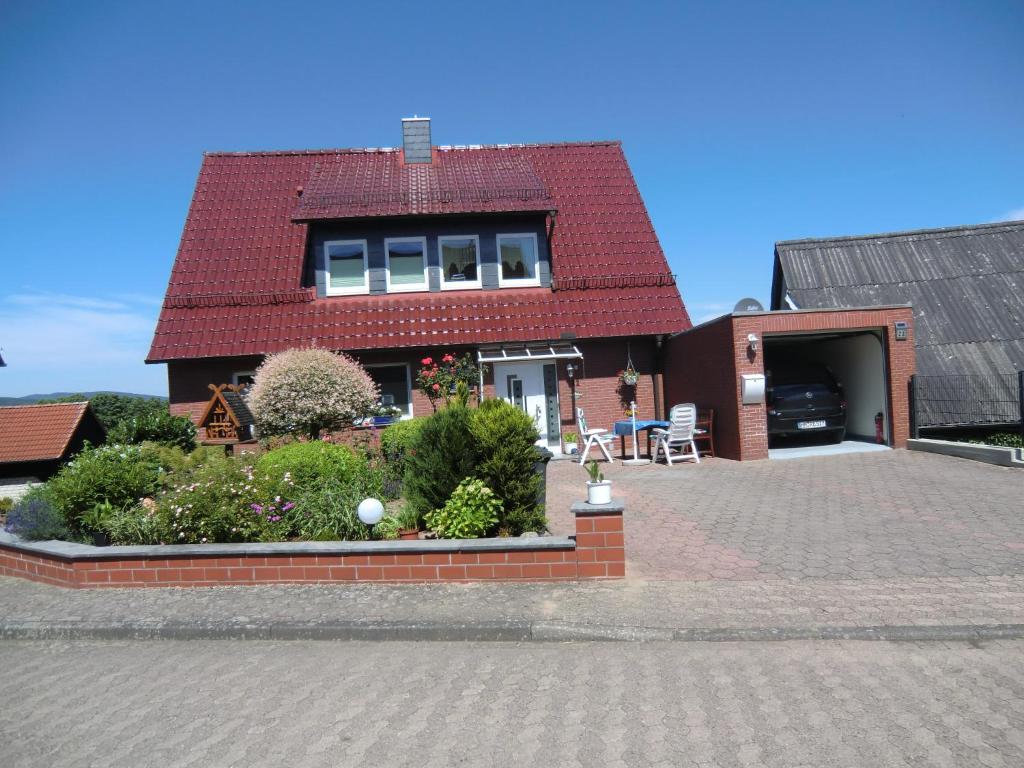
[0,402,91,463]
[148,141,691,361]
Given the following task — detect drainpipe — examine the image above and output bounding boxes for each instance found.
[477,351,485,402]
[653,335,665,421]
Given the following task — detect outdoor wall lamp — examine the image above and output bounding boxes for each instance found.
[747,333,759,353]
[566,362,576,381]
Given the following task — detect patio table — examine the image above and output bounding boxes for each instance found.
[613,419,669,459]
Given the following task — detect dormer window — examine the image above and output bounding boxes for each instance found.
[325,239,369,295]
[439,235,481,290]
[497,233,541,287]
[385,237,428,292]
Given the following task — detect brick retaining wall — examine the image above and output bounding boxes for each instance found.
[0,501,625,588]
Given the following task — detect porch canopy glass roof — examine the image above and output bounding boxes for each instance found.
[477,343,582,363]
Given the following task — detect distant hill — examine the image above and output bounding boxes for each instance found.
[0,391,167,407]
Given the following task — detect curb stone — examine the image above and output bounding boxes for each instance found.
[3,621,1024,643]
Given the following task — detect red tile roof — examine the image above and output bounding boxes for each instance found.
[294,149,552,220]
[148,141,691,362]
[0,402,93,463]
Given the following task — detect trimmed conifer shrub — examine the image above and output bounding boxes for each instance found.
[402,404,477,526]
[470,398,545,535]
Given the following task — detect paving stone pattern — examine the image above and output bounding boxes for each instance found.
[5,574,1024,636]
[3,638,1024,768]
[547,451,1024,581]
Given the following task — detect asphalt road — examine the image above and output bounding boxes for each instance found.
[3,639,1023,767]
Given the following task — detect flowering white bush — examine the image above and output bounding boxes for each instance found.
[247,348,379,439]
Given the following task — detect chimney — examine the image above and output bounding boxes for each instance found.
[402,116,432,163]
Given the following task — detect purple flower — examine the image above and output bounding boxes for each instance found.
[250,503,263,512]
[282,502,295,512]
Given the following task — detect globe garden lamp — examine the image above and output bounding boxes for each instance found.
[357,497,385,526]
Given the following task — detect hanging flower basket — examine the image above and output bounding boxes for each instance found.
[619,367,639,386]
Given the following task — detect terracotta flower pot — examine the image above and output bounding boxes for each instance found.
[399,529,419,540]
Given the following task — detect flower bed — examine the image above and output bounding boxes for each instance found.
[4,349,560,560]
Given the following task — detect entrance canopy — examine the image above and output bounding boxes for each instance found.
[477,343,582,364]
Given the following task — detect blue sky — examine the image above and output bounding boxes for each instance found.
[1,0,1022,396]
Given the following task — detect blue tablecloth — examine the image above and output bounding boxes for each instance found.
[613,419,670,436]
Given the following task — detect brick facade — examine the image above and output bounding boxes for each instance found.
[166,336,663,454]
[664,307,916,461]
[0,502,625,588]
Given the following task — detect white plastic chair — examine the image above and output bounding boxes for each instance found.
[576,407,615,465]
[652,403,701,466]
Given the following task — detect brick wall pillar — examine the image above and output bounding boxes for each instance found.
[572,500,626,578]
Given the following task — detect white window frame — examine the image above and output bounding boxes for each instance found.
[324,239,369,296]
[232,370,256,386]
[438,234,482,290]
[384,236,429,293]
[365,362,415,419]
[496,232,541,288]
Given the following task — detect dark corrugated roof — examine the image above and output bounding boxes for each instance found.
[773,220,1024,379]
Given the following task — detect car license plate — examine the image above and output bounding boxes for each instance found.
[797,420,827,430]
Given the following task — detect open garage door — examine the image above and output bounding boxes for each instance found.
[764,330,891,454]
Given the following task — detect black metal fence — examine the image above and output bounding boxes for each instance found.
[910,371,1024,434]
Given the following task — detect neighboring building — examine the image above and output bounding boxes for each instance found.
[0,402,106,500]
[772,220,1024,426]
[772,220,1024,378]
[147,118,691,448]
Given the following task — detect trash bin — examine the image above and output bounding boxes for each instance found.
[533,447,554,510]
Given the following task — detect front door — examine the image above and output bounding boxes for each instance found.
[493,362,560,448]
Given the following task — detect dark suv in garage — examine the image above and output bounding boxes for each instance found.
[765,362,847,443]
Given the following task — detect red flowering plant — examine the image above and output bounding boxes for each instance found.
[415,352,483,409]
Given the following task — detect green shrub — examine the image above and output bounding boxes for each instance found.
[379,418,428,495]
[470,398,545,535]
[375,514,402,541]
[45,443,164,529]
[425,478,502,539]
[0,497,13,517]
[256,441,365,499]
[108,410,197,452]
[403,405,478,526]
[4,491,69,541]
[102,500,166,545]
[288,478,371,542]
[153,453,291,543]
[967,432,1024,449]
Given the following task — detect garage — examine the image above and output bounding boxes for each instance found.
[763,330,891,457]
[662,306,916,461]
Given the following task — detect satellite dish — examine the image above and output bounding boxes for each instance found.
[733,297,765,313]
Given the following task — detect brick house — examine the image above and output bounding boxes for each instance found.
[0,402,106,499]
[147,118,691,449]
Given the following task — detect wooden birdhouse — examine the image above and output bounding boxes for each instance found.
[198,384,255,443]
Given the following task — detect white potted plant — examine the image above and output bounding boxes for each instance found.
[585,460,612,505]
[563,431,579,455]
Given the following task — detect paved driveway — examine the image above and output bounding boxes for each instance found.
[547,451,1024,581]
